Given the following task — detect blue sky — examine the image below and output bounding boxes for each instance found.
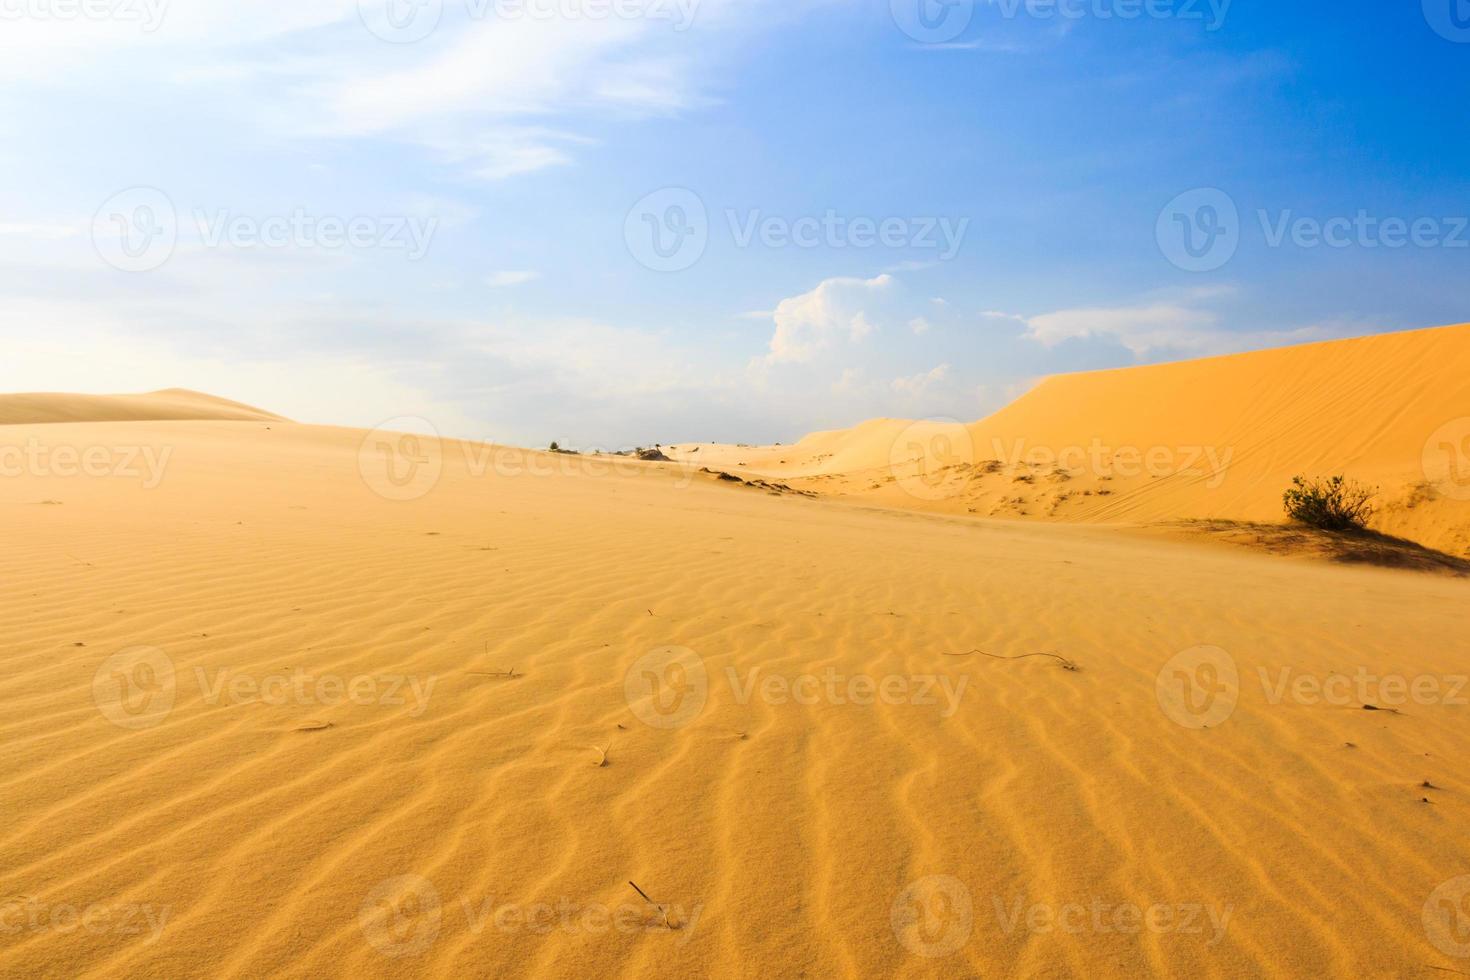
[1,0,1466,447]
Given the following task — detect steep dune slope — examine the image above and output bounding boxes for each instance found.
[0,389,287,425]
[671,323,1470,555]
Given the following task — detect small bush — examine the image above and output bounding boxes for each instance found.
[1282,475,1375,532]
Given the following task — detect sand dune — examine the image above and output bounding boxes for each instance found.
[670,322,1470,557]
[0,389,286,425]
[3,406,1470,977]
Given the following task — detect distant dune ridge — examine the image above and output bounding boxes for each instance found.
[0,388,287,425]
[669,322,1470,556]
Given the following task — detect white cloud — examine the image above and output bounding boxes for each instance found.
[1021,300,1334,357]
[909,316,932,335]
[0,222,80,240]
[760,273,892,365]
[891,363,951,397]
[0,0,830,180]
[486,270,540,288]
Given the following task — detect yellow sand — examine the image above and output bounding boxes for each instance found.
[0,389,285,425]
[3,332,1470,977]
[670,322,1470,557]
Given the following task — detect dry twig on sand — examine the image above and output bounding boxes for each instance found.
[628,881,674,928]
[947,649,1080,672]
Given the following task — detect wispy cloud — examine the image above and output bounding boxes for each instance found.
[486,270,540,288]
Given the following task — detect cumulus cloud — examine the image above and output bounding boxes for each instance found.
[891,363,951,397]
[759,273,893,365]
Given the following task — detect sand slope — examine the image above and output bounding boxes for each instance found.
[2,417,1469,977]
[0,389,287,425]
[670,323,1470,556]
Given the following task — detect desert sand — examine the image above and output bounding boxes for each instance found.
[3,329,1470,978]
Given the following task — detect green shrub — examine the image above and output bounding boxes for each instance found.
[1282,475,1375,532]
